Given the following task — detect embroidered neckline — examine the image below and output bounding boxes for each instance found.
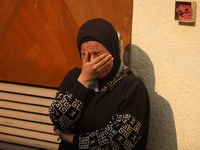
[100,68,132,92]
[89,62,132,93]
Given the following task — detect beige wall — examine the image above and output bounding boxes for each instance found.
[129,0,200,149]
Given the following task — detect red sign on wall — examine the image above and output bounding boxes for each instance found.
[175,1,196,23]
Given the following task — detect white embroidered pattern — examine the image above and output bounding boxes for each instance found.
[49,91,84,130]
[78,114,141,150]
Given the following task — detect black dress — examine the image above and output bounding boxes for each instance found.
[49,67,150,150]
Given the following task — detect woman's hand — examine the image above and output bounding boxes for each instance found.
[59,130,74,144]
[53,126,74,144]
[78,51,114,88]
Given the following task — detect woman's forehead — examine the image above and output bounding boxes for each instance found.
[81,41,107,51]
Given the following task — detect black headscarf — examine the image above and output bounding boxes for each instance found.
[77,18,121,88]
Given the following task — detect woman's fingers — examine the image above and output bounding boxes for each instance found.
[91,53,108,64]
[93,54,113,71]
[53,126,56,132]
[80,53,113,82]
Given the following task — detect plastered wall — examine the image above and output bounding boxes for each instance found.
[129,0,200,149]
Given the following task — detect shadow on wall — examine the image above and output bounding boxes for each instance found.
[124,44,178,150]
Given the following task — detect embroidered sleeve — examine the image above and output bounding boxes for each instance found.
[77,114,141,149]
[49,91,84,130]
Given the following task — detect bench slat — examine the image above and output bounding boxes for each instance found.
[0,100,48,114]
[0,133,59,149]
[0,108,51,124]
[0,117,53,133]
[0,82,56,98]
[0,125,59,143]
[0,91,54,106]
[0,141,39,150]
